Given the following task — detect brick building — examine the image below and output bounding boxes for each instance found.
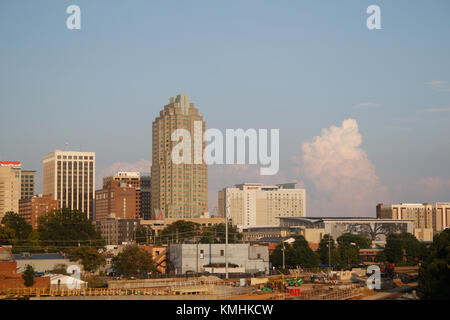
[0,247,50,291]
[96,218,140,245]
[103,172,142,218]
[19,195,58,229]
[95,180,138,221]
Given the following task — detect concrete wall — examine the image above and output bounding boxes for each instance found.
[15,259,83,274]
[169,244,269,275]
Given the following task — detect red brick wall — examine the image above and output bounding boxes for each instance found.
[0,261,17,275]
[0,274,50,290]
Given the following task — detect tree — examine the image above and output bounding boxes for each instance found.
[52,263,69,275]
[270,236,320,268]
[384,234,404,263]
[0,225,16,246]
[384,232,422,263]
[1,212,32,240]
[337,233,371,249]
[111,245,156,278]
[337,243,360,267]
[374,250,387,263]
[159,220,201,244]
[418,229,450,300]
[318,235,340,266]
[135,225,149,244]
[336,233,371,267]
[69,246,106,273]
[22,264,35,287]
[270,242,297,268]
[292,235,320,268]
[37,208,104,250]
[199,223,242,244]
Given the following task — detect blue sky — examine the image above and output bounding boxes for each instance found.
[1,0,449,216]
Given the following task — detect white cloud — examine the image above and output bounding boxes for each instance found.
[426,80,450,92]
[96,159,151,188]
[353,102,380,110]
[299,119,388,217]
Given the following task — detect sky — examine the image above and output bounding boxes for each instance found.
[1,0,450,217]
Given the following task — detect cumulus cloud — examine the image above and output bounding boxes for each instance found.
[96,159,152,188]
[299,119,388,217]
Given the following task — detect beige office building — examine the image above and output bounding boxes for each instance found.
[218,183,306,227]
[151,94,208,219]
[43,150,95,219]
[377,202,450,241]
[0,161,22,220]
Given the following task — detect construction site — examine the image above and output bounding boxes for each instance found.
[0,265,419,300]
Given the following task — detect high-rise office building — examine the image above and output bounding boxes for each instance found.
[20,170,36,199]
[218,183,306,227]
[151,94,208,219]
[0,161,22,220]
[42,150,95,219]
[103,172,141,218]
[140,172,151,220]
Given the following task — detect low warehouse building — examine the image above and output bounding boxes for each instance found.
[168,243,269,275]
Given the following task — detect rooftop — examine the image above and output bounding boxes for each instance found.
[13,253,68,260]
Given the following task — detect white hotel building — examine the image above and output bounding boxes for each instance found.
[218,183,306,228]
[43,150,95,219]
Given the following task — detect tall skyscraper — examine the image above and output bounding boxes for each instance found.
[20,170,36,199]
[151,94,208,219]
[0,161,22,220]
[42,150,95,219]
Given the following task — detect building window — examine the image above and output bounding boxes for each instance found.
[220,250,224,256]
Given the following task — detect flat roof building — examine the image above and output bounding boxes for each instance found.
[0,161,22,220]
[377,202,450,236]
[19,195,58,229]
[218,182,306,228]
[279,216,415,245]
[20,170,36,200]
[43,150,95,219]
[95,180,138,221]
[168,243,269,275]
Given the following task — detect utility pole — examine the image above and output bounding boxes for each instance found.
[282,241,286,270]
[225,193,230,280]
[196,237,199,276]
[328,236,332,278]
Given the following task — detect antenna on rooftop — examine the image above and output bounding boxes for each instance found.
[65,142,69,151]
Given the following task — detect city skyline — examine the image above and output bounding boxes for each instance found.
[1,1,450,217]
